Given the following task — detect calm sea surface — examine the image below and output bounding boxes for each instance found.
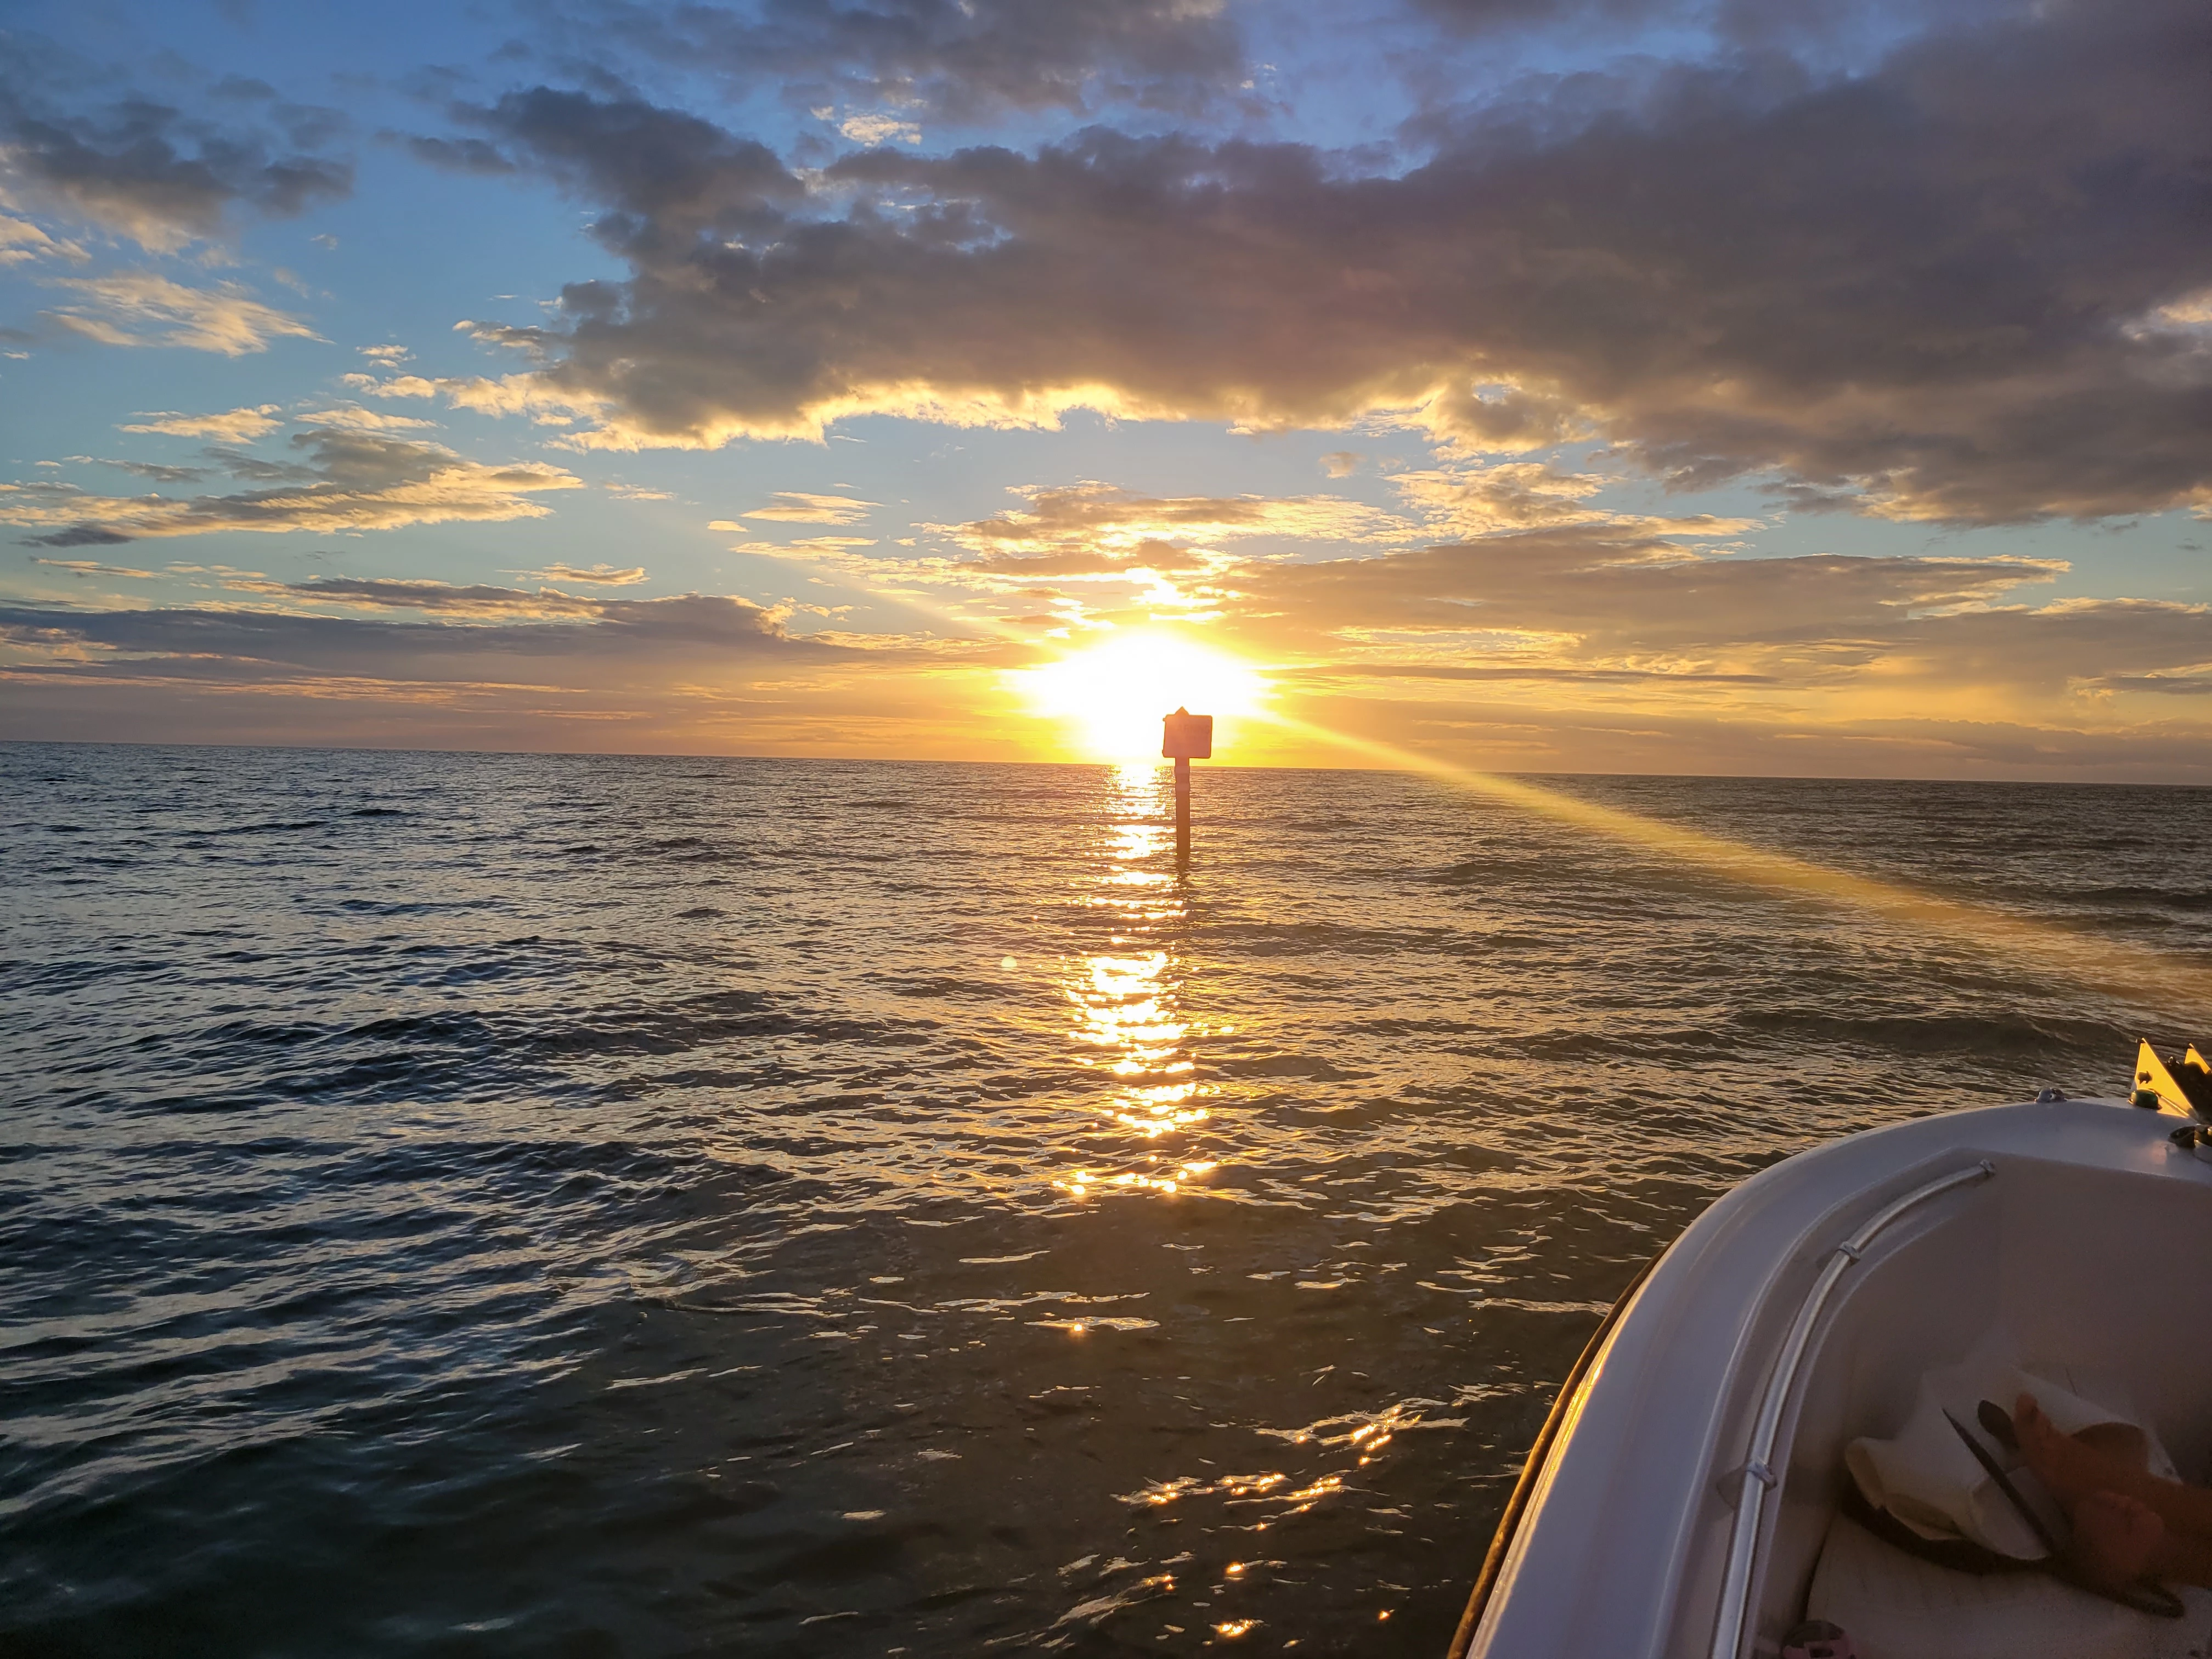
[5,743,2210,1656]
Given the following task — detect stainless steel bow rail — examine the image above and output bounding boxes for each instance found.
[1708,1160,1997,1659]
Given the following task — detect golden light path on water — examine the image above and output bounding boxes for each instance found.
[1254,710,2212,1020]
[1054,763,1221,1206]
[1045,766,1408,1561]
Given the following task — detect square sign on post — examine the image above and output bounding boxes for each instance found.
[1161,708,1213,760]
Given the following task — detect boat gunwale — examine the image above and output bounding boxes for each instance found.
[1445,1251,1661,1659]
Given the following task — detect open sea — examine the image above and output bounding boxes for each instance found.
[4,742,2209,1657]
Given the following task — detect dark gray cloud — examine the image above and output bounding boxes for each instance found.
[523,0,1246,121]
[445,0,2210,523]
[0,48,351,247]
[420,87,802,245]
[21,523,135,548]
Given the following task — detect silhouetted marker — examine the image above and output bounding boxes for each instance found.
[1161,708,1213,868]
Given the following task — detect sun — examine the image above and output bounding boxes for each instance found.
[1015,631,1269,761]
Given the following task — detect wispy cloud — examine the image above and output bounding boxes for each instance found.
[941,483,1410,577]
[527,562,648,585]
[0,213,86,265]
[44,273,320,356]
[296,407,440,433]
[1,430,580,543]
[1386,461,1760,540]
[29,556,159,578]
[119,404,285,441]
[726,491,877,525]
[834,111,921,146]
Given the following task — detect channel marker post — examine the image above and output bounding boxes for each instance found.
[1161,707,1212,869]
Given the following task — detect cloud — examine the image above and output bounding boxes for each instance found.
[1387,460,1760,538]
[530,0,1246,123]
[0,583,863,682]
[296,407,441,433]
[729,490,877,524]
[29,556,159,578]
[438,0,2210,523]
[120,404,286,441]
[0,583,1008,759]
[0,430,582,543]
[20,523,135,547]
[943,483,1409,574]
[835,112,922,146]
[1229,531,2069,662]
[1186,528,2212,775]
[411,87,803,236]
[231,575,608,618]
[87,458,211,483]
[43,273,320,355]
[531,562,650,584]
[0,212,86,264]
[0,584,876,751]
[0,76,352,250]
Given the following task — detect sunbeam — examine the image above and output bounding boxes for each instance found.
[1256,710,2212,1018]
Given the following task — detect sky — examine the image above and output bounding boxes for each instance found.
[0,0,2207,778]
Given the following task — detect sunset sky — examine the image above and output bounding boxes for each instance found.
[1,0,2206,777]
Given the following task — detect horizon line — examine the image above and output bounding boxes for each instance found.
[4,735,2209,791]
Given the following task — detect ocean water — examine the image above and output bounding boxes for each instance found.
[4,742,2209,1657]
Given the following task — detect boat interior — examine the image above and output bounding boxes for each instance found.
[1741,1136,2212,1658]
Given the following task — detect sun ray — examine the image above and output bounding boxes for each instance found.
[1256,710,2211,1017]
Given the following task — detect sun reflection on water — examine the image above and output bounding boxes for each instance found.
[1054,763,1220,1200]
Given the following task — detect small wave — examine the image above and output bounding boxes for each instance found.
[2071,884,2212,912]
[1741,1007,2128,1057]
[1215,1053,1361,1081]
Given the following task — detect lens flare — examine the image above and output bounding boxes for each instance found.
[1015,631,1267,761]
[1257,710,2210,1017]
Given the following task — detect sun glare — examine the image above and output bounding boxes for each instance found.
[1017,632,1268,761]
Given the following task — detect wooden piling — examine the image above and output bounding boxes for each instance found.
[1174,755,1191,868]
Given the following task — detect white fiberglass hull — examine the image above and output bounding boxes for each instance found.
[1456,1096,2212,1659]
